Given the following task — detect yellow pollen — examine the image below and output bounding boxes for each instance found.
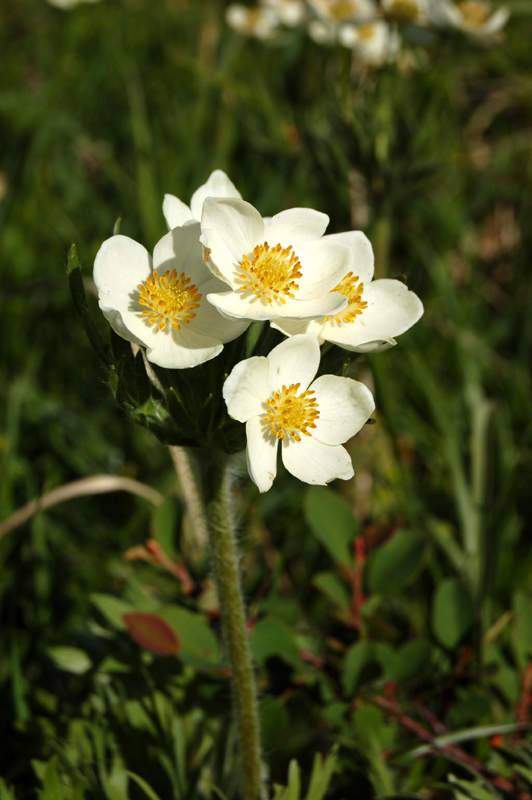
[331,0,358,19]
[263,383,320,443]
[457,0,489,25]
[237,242,302,305]
[324,272,368,324]
[138,269,202,331]
[357,23,377,40]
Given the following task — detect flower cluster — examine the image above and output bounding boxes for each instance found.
[226,0,509,66]
[94,170,422,490]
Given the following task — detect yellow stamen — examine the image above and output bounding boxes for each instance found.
[263,383,320,443]
[324,272,368,324]
[237,242,302,305]
[138,269,201,331]
[357,23,377,40]
[330,0,359,19]
[456,0,489,25]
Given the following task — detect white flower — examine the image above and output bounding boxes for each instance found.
[93,222,249,369]
[47,0,101,7]
[381,0,429,24]
[163,169,242,231]
[307,0,377,43]
[339,20,401,65]
[224,334,375,492]
[262,0,307,26]
[201,197,351,321]
[226,4,281,38]
[272,230,423,351]
[427,0,508,37]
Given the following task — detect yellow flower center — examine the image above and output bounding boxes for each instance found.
[457,0,489,25]
[331,0,358,19]
[357,23,377,40]
[263,383,320,443]
[387,0,420,20]
[138,269,201,331]
[325,272,367,323]
[237,242,302,305]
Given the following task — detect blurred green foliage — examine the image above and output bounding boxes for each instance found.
[1,0,532,797]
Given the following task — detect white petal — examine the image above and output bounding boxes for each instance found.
[98,302,147,347]
[267,334,320,393]
[264,208,329,249]
[246,416,278,493]
[190,170,242,221]
[146,327,223,369]
[223,357,270,422]
[320,279,423,351]
[162,194,194,230]
[311,375,375,445]
[208,289,347,321]
[296,240,354,300]
[200,198,264,283]
[481,7,509,34]
[93,235,152,312]
[152,222,212,286]
[194,280,250,342]
[322,230,375,284]
[281,436,354,485]
[207,292,346,321]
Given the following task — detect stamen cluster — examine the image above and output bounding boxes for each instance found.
[139,269,201,330]
[263,383,320,442]
[325,272,367,323]
[237,242,302,304]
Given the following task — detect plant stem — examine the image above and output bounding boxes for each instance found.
[202,452,264,800]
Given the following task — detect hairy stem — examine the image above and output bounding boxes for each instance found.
[202,453,263,800]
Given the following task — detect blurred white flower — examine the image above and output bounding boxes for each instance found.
[226,4,281,38]
[339,20,401,65]
[200,198,351,322]
[93,222,249,369]
[427,0,508,37]
[263,0,307,26]
[307,0,377,43]
[223,334,375,491]
[272,230,423,351]
[47,0,101,8]
[381,0,429,23]
[163,169,242,231]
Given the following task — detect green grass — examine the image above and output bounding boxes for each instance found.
[1,1,532,797]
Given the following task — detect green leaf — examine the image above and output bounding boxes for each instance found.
[514,764,532,788]
[259,696,289,751]
[160,605,220,666]
[91,593,135,629]
[39,756,64,799]
[306,747,338,800]
[511,591,532,667]
[127,772,164,800]
[432,578,474,649]
[343,640,375,696]
[47,646,92,675]
[0,777,17,800]
[312,571,351,609]
[366,531,425,596]
[150,497,181,559]
[305,487,358,567]
[250,616,304,669]
[388,639,431,683]
[67,244,111,367]
[447,775,499,800]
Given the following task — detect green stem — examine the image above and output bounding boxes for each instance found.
[202,453,264,800]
